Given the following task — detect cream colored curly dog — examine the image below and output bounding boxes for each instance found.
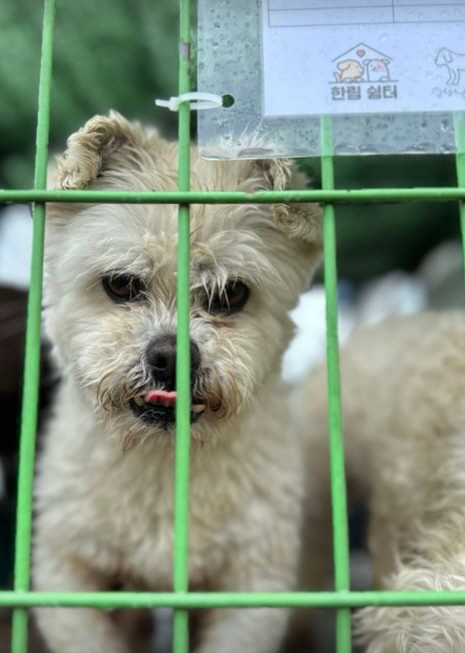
[32,111,323,653]
[292,311,465,653]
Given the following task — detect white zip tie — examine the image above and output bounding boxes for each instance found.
[155,92,223,112]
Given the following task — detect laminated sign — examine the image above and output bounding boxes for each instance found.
[197,0,465,157]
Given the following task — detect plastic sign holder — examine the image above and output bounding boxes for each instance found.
[197,0,465,158]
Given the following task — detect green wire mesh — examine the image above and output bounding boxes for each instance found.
[2,1,465,653]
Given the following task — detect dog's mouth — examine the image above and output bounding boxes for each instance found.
[129,390,206,429]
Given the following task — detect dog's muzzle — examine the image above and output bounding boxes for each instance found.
[129,335,205,429]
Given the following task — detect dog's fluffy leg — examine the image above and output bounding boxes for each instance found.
[33,550,130,653]
[194,505,301,653]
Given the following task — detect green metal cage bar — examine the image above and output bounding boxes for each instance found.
[455,114,465,287]
[2,187,465,204]
[321,116,352,653]
[4,588,465,609]
[173,0,192,650]
[11,0,55,651]
[3,0,465,652]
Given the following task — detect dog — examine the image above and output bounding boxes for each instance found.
[363,59,391,83]
[291,311,465,652]
[334,60,364,83]
[31,111,323,653]
[435,47,465,86]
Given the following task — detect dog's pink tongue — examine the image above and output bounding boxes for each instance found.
[144,390,177,405]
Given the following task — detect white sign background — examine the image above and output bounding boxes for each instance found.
[262,0,465,116]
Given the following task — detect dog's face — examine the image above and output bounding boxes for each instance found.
[45,112,322,445]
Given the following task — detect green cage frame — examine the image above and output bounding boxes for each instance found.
[1,1,465,652]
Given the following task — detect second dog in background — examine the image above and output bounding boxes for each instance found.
[293,311,465,652]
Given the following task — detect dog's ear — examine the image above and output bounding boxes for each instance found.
[53,111,150,190]
[47,111,161,233]
[249,159,323,247]
[337,61,351,71]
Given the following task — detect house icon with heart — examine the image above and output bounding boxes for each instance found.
[332,43,393,83]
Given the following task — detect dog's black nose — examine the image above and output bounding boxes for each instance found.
[146,335,201,390]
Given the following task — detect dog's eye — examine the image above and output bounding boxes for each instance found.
[207,280,250,315]
[102,273,145,303]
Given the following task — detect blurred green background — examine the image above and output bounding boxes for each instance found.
[0,0,179,188]
[0,0,461,282]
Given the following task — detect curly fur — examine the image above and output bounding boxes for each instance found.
[32,112,323,653]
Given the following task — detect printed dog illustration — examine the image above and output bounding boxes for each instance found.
[363,58,391,82]
[435,47,465,85]
[334,59,364,83]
